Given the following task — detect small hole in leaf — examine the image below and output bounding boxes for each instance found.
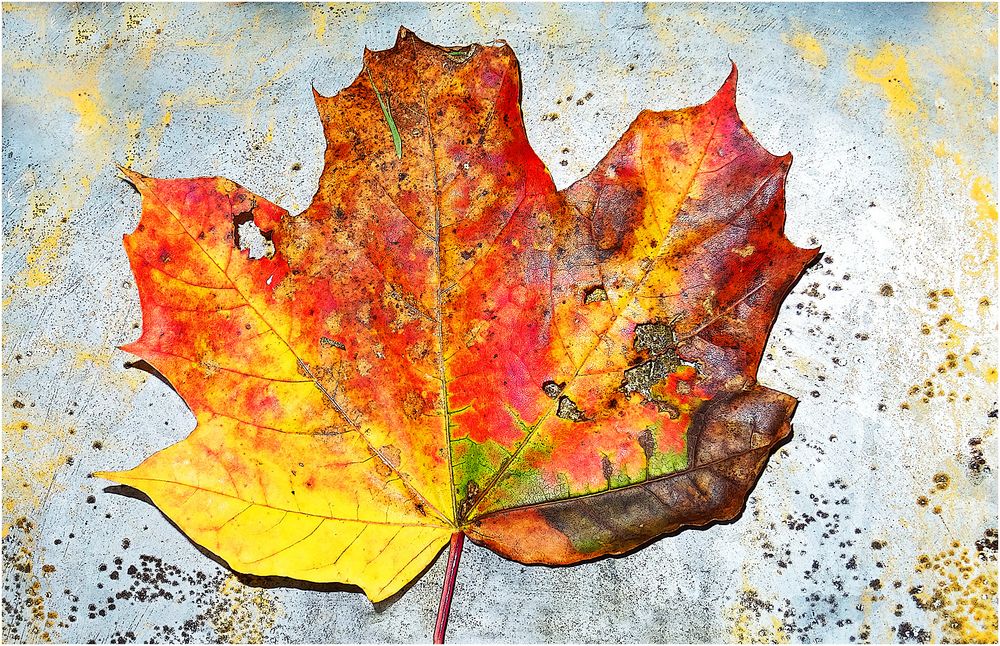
[584,285,608,304]
[233,211,275,260]
[542,380,565,399]
[556,395,588,422]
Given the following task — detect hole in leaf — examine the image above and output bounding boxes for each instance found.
[633,321,676,356]
[541,380,565,399]
[622,356,680,400]
[556,395,588,422]
[233,210,275,260]
[584,285,609,304]
[620,319,695,417]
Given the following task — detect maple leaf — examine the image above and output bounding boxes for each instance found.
[95,28,818,640]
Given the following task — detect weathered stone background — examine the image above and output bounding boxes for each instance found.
[2,2,997,643]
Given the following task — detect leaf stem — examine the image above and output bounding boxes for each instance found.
[433,532,464,644]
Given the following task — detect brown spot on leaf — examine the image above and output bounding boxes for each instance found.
[601,455,613,485]
[637,427,655,463]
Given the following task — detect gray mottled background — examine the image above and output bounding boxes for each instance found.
[2,2,997,643]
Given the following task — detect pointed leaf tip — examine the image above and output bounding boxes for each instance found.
[117,165,149,192]
[713,61,739,106]
[311,82,325,104]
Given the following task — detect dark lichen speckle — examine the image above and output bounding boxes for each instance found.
[975,528,997,561]
[897,621,931,643]
[967,437,990,480]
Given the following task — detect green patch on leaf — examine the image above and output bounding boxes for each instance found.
[366,68,403,159]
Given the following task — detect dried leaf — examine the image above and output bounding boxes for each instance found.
[96,29,818,609]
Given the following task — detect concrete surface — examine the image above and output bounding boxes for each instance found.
[2,2,997,643]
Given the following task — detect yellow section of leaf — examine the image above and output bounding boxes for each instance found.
[106,168,455,600]
[95,412,451,602]
[118,169,454,521]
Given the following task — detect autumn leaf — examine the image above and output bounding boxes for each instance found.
[95,28,818,638]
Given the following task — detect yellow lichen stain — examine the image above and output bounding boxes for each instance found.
[931,144,998,275]
[538,3,574,44]
[929,3,993,60]
[641,3,679,52]
[909,469,998,646]
[10,193,67,290]
[63,87,109,135]
[678,6,751,45]
[4,517,61,641]
[211,575,281,643]
[467,2,515,36]
[45,62,113,159]
[911,539,998,643]
[724,583,789,644]
[70,347,117,371]
[2,421,70,539]
[350,3,370,26]
[304,3,327,40]
[970,177,998,222]
[849,4,996,289]
[122,111,145,168]
[968,176,998,270]
[852,43,921,123]
[22,223,63,289]
[784,23,828,68]
[903,300,996,410]
[120,3,176,67]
